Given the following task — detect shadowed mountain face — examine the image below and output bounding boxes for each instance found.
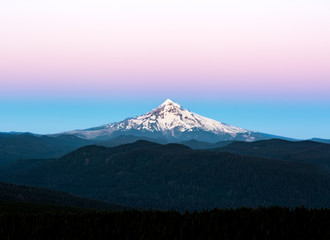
[1,140,330,211]
[215,139,330,170]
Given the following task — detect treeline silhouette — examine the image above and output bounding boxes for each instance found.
[1,201,330,240]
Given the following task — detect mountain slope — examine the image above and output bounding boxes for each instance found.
[311,138,330,144]
[0,132,167,165]
[215,139,330,170]
[0,133,94,165]
[180,139,234,149]
[0,182,125,210]
[95,135,167,147]
[64,99,275,142]
[2,140,330,211]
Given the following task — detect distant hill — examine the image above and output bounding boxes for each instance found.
[0,182,125,210]
[0,132,168,165]
[0,133,93,165]
[215,139,330,170]
[96,135,167,147]
[179,139,234,149]
[1,140,330,211]
[311,138,330,144]
[0,132,230,166]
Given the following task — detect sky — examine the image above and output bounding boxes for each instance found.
[0,0,329,139]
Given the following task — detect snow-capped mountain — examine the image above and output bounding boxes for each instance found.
[64,99,272,142]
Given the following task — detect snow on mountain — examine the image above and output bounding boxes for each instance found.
[64,99,261,142]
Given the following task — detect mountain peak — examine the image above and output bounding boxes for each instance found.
[64,99,259,142]
[160,99,180,108]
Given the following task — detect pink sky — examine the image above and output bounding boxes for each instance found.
[1,0,329,100]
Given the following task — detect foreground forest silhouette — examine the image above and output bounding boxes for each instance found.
[1,201,330,240]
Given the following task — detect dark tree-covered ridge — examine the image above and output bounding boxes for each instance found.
[1,140,330,211]
[0,182,125,210]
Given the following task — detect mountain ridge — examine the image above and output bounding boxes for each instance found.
[215,139,330,170]
[2,139,330,210]
[0,181,125,210]
[63,99,279,142]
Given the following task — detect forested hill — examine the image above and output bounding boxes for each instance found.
[0,182,125,210]
[215,139,330,169]
[2,140,330,211]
